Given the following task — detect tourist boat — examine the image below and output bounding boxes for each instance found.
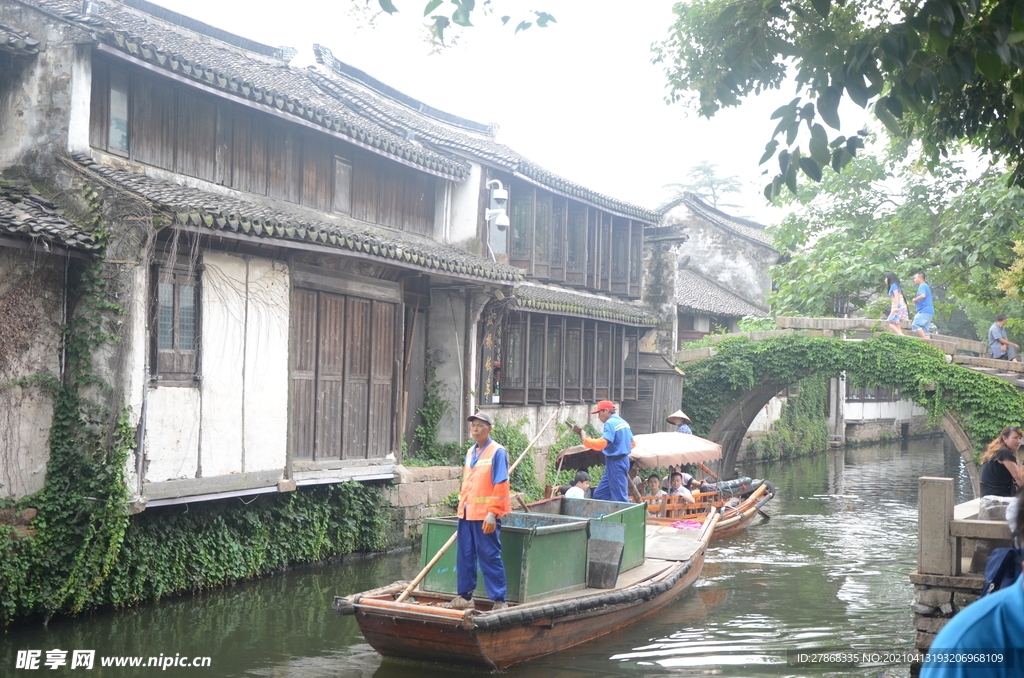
[332,505,718,669]
[555,431,775,540]
[641,479,775,540]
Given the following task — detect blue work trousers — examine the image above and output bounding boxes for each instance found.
[456,518,507,602]
[592,454,630,503]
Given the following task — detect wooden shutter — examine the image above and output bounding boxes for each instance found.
[368,301,396,458]
[316,293,347,460]
[133,76,176,168]
[343,298,372,459]
[176,90,216,182]
[290,289,318,459]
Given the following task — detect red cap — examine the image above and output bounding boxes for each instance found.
[590,400,616,414]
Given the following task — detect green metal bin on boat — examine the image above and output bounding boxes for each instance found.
[419,513,590,603]
[525,497,646,571]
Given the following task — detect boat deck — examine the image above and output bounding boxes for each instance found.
[644,522,705,561]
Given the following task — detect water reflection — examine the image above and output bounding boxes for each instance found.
[5,436,968,677]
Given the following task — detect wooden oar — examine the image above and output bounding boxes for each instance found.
[395,407,561,603]
[697,461,718,480]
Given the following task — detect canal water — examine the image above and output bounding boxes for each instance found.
[5,436,973,677]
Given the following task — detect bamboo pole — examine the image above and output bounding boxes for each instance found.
[395,406,561,603]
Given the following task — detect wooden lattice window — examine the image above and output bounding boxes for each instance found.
[152,262,200,385]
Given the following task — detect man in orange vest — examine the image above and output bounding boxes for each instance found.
[443,411,512,611]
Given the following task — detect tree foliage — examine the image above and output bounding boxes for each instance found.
[368,0,555,42]
[655,0,1024,195]
[768,147,1024,318]
[662,161,745,209]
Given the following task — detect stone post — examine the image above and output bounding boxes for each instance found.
[919,477,955,575]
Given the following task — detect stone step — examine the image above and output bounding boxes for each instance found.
[953,354,1024,373]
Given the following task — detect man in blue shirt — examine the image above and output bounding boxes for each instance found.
[920,491,1024,677]
[573,400,634,503]
[911,272,935,338]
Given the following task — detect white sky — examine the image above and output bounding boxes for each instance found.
[151,0,874,225]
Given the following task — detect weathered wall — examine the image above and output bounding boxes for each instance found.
[661,203,776,311]
[449,161,482,245]
[640,232,682,354]
[0,3,89,173]
[144,252,290,483]
[0,249,65,498]
[427,284,471,445]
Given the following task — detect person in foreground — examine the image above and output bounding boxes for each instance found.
[979,425,1024,498]
[443,411,511,611]
[572,400,633,503]
[920,488,1024,677]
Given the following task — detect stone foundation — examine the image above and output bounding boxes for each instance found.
[908,572,983,655]
[383,465,461,546]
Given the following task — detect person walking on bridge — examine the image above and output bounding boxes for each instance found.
[910,271,934,338]
[884,272,909,335]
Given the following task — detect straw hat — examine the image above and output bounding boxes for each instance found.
[666,410,691,424]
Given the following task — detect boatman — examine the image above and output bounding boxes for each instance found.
[443,411,511,612]
[572,400,634,503]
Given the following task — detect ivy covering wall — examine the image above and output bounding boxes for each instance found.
[747,376,830,460]
[0,182,389,629]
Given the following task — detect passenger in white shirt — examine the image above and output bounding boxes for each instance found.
[645,474,667,498]
[563,471,590,499]
[669,472,695,503]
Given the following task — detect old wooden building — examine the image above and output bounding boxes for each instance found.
[0,0,665,506]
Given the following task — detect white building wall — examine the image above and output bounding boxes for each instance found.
[144,252,290,483]
[448,161,482,245]
[242,258,290,472]
[145,388,201,481]
[199,252,247,476]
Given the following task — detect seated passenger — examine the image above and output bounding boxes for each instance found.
[645,474,667,498]
[563,471,590,499]
[669,471,696,503]
[698,478,717,494]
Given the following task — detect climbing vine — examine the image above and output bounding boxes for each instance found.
[681,333,1024,459]
[491,417,544,501]
[748,376,830,460]
[409,363,462,465]
[0,183,389,628]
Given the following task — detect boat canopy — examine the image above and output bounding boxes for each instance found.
[556,432,722,471]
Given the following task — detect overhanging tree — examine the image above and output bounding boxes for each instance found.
[654,0,1024,196]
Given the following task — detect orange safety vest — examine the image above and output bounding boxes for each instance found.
[458,439,511,521]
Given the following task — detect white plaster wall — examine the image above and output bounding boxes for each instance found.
[844,399,927,421]
[694,316,711,333]
[448,161,482,244]
[242,258,290,472]
[66,43,91,153]
[428,286,470,445]
[145,387,200,481]
[124,265,149,494]
[747,396,785,433]
[199,252,247,476]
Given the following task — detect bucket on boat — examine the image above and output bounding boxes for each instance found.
[587,521,625,589]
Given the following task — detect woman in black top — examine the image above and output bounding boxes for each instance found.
[979,425,1024,496]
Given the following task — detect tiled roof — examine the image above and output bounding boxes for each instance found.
[0,23,41,55]
[675,269,768,318]
[312,46,661,223]
[0,181,100,252]
[663,193,776,249]
[72,155,520,282]
[513,281,660,326]
[28,0,469,181]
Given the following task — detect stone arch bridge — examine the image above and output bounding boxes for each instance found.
[675,317,1024,493]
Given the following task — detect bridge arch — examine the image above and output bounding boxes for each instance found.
[681,333,1024,496]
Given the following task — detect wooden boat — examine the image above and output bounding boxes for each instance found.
[332,510,719,669]
[642,479,775,540]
